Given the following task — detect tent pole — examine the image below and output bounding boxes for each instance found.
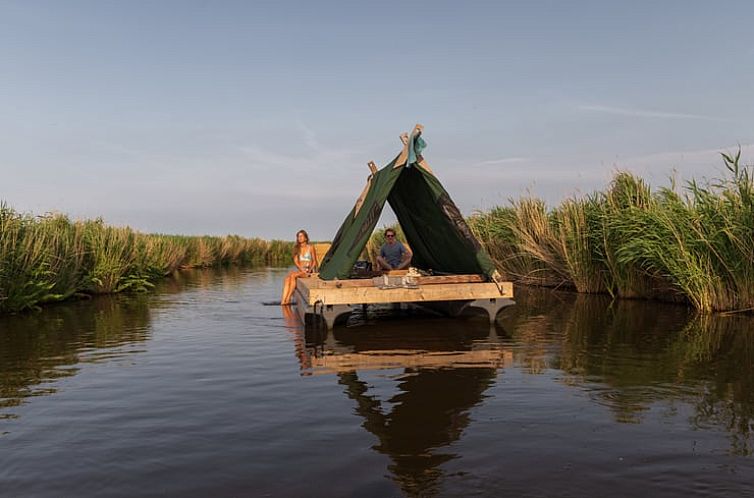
[394,134,410,168]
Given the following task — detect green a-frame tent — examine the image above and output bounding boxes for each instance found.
[318,125,498,281]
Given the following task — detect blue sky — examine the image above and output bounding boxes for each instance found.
[2,1,753,239]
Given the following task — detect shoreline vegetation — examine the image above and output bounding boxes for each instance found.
[0,203,294,314]
[469,151,754,314]
[3,151,753,316]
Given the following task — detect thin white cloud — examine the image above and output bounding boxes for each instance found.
[442,142,754,212]
[238,128,360,172]
[295,118,322,153]
[474,157,532,166]
[578,104,727,121]
[612,143,754,183]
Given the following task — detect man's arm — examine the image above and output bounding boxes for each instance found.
[397,243,412,270]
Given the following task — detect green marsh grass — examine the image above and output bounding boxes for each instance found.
[6,151,753,315]
[470,151,754,313]
[552,197,607,293]
[470,199,568,287]
[0,204,294,313]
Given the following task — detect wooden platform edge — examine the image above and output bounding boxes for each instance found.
[298,280,513,306]
[307,274,485,289]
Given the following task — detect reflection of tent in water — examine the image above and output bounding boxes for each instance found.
[300,320,511,497]
[339,369,495,497]
[294,125,514,329]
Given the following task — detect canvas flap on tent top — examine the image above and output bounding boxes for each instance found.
[318,126,496,281]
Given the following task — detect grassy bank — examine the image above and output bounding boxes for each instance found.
[7,151,751,315]
[469,151,754,313]
[0,203,294,313]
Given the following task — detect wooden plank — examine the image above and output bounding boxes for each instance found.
[367,161,378,174]
[416,155,434,175]
[302,281,513,306]
[352,175,373,218]
[303,274,486,290]
[393,133,410,168]
[296,278,312,305]
[417,275,484,285]
[308,278,373,289]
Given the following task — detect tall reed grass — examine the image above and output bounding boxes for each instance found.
[469,151,754,313]
[0,203,293,313]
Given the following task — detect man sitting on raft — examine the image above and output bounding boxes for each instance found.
[376,228,412,271]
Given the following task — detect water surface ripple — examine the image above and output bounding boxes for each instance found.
[1,268,753,497]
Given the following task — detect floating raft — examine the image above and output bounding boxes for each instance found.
[294,272,514,329]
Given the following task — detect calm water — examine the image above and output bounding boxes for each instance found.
[1,268,753,497]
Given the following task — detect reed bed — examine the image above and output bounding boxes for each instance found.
[0,204,293,313]
[469,151,754,313]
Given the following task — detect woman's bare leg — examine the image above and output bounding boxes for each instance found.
[283,271,307,304]
[287,271,308,303]
[281,271,295,304]
[282,276,293,304]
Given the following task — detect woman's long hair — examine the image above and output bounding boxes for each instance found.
[294,229,310,257]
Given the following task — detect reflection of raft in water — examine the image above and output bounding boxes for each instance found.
[309,347,514,374]
[297,318,510,496]
[294,271,514,330]
[300,316,514,375]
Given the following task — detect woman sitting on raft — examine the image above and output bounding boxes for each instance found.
[281,229,318,305]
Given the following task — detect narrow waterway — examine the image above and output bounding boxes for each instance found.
[1,268,752,497]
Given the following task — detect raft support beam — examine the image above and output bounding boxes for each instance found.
[467,298,516,324]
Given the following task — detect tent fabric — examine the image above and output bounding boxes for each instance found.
[318,133,496,280]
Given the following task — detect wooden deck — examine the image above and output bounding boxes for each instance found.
[294,273,514,329]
